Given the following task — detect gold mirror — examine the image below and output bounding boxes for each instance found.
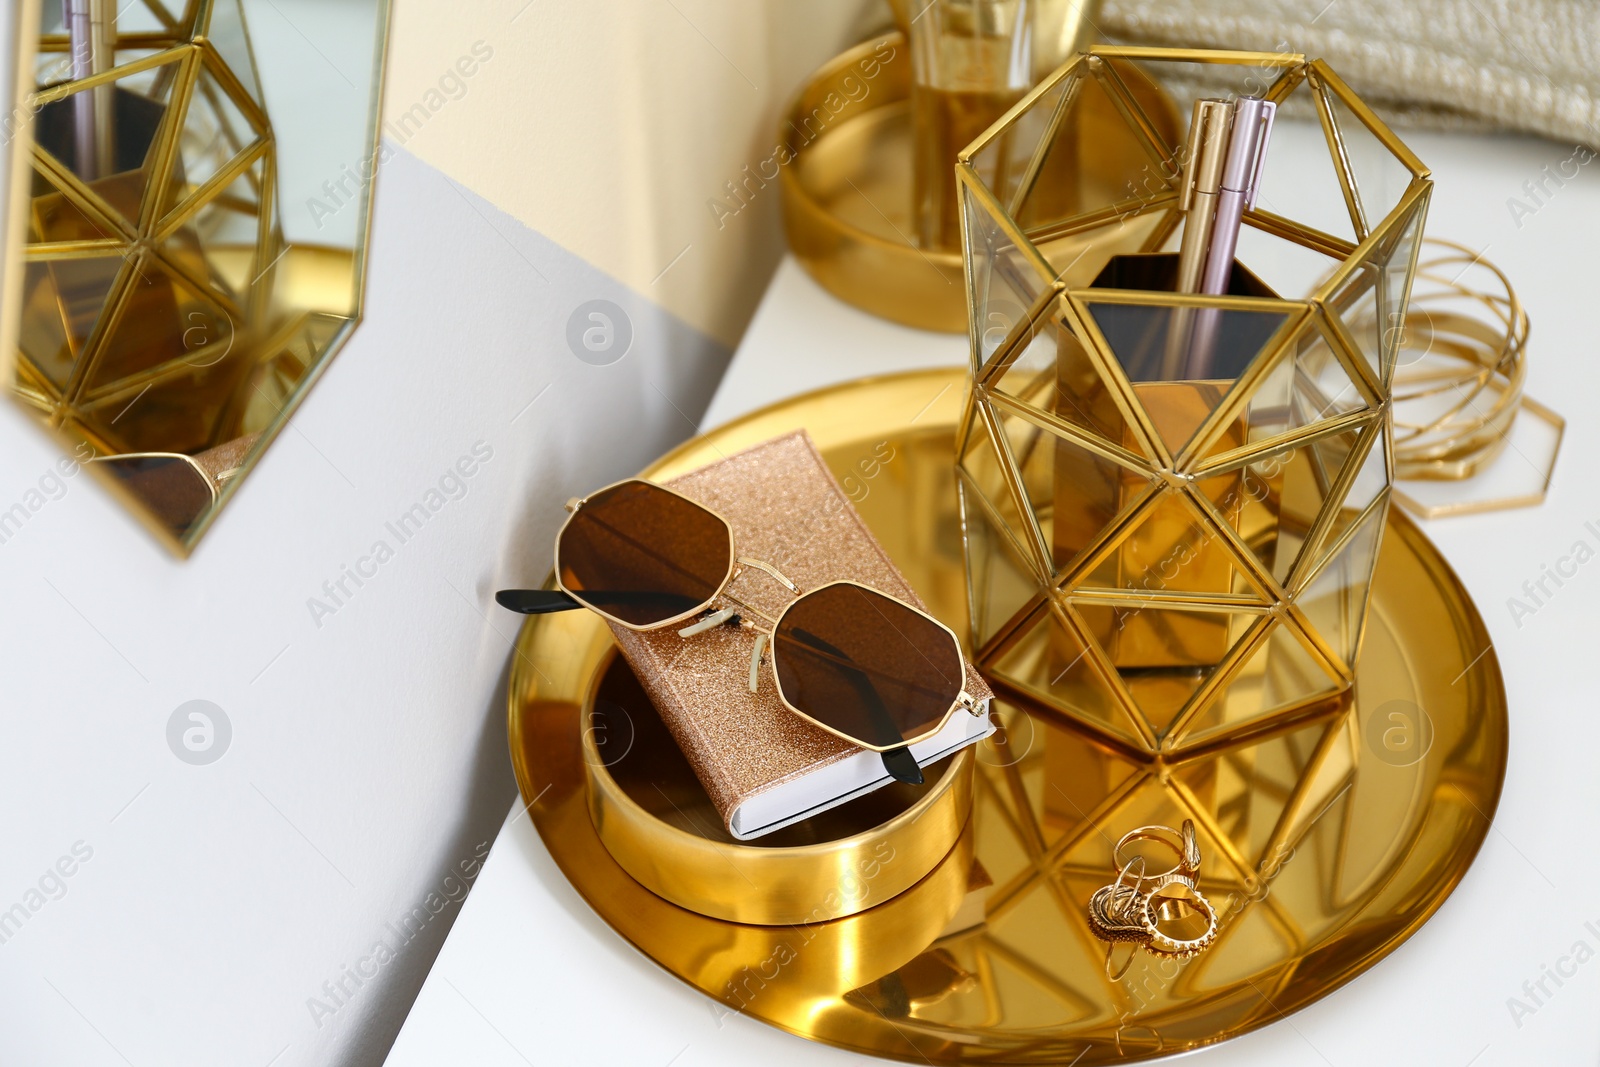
[1,0,390,553]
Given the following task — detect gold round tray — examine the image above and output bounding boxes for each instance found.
[779,35,1181,333]
[509,369,1507,1064]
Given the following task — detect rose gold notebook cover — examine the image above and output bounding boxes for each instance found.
[606,430,993,840]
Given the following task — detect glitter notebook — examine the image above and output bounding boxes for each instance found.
[605,430,993,840]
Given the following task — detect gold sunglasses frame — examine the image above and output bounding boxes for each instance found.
[87,450,225,531]
[552,478,982,754]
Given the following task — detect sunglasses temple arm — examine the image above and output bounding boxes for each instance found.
[879,746,924,786]
[494,589,584,614]
[789,629,924,787]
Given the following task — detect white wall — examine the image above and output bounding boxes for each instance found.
[0,2,876,1065]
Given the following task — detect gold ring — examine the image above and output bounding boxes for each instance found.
[1113,821,1201,892]
[1139,880,1218,959]
[1088,855,1149,944]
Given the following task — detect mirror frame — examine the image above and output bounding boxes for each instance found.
[0,0,393,556]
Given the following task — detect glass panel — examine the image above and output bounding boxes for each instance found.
[1285,317,1368,421]
[989,600,1145,747]
[81,0,181,36]
[1324,198,1425,392]
[1232,219,1349,302]
[1191,315,1368,468]
[1099,53,1283,126]
[204,0,264,105]
[1294,497,1387,671]
[963,179,1049,371]
[971,68,1077,219]
[163,157,273,305]
[34,54,76,93]
[1326,253,1382,382]
[1317,77,1417,238]
[1071,599,1261,739]
[1079,487,1263,603]
[1296,424,1389,585]
[31,56,184,219]
[1010,61,1178,235]
[18,257,122,388]
[34,8,181,79]
[1376,201,1426,386]
[1032,209,1174,291]
[1195,425,1366,587]
[161,60,265,217]
[1175,619,1343,746]
[1088,300,1288,385]
[958,476,1044,651]
[83,252,225,390]
[233,312,350,429]
[993,404,1153,580]
[27,165,120,242]
[958,410,1041,573]
[1255,76,1361,245]
[78,349,255,454]
[992,301,1143,451]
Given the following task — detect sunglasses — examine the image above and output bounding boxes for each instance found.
[92,451,231,536]
[496,479,985,786]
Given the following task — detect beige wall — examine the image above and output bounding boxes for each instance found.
[383,0,886,348]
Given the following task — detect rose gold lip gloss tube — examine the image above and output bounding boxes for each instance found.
[1187,96,1276,377]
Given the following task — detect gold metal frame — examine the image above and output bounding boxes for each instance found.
[552,477,741,633]
[1,0,393,556]
[767,578,981,754]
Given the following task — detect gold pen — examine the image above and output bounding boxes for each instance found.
[1175,99,1232,294]
[1164,99,1233,375]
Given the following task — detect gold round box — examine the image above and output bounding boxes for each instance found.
[778,33,1179,333]
[576,652,976,926]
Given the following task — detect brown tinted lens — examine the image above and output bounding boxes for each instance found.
[97,455,215,537]
[772,583,964,749]
[558,481,730,627]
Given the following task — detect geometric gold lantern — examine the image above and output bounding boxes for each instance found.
[5,0,389,553]
[957,47,1429,760]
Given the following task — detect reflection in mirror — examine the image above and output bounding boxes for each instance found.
[4,0,389,553]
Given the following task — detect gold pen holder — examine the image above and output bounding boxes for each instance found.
[16,1,282,533]
[956,48,1430,758]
